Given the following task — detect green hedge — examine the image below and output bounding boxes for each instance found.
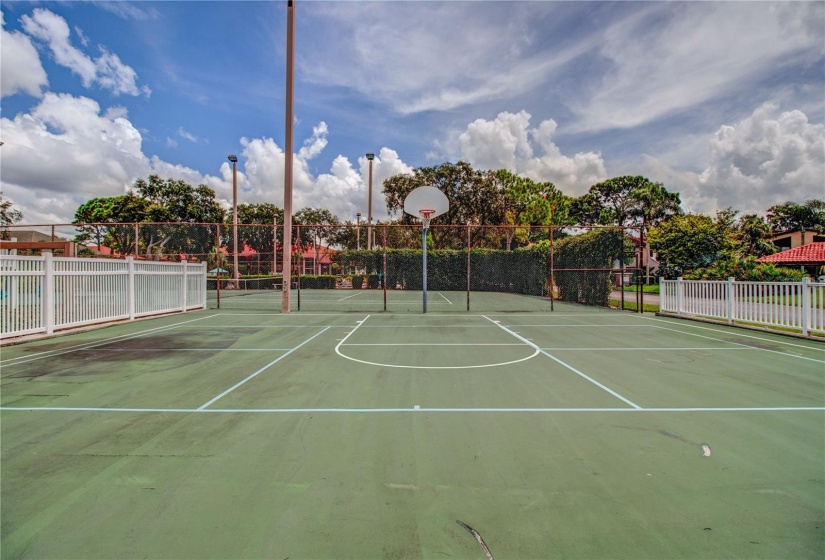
[298,275,336,289]
[554,230,632,306]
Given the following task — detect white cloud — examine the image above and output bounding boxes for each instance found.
[457,111,607,195]
[297,122,328,161]
[1,10,48,98]
[641,103,825,214]
[22,8,97,87]
[570,2,825,133]
[74,25,89,47]
[177,127,198,143]
[96,48,151,97]
[20,8,149,97]
[0,92,214,224]
[301,2,592,114]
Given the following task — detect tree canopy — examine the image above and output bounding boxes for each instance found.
[1,195,24,240]
[767,200,825,244]
[570,175,681,228]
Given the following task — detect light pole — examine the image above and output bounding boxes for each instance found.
[366,152,374,250]
[228,154,239,288]
[356,212,361,250]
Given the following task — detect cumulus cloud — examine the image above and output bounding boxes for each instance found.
[641,103,825,214]
[19,8,149,97]
[0,92,210,223]
[457,111,607,195]
[1,11,49,98]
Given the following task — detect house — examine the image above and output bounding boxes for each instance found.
[220,243,337,275]
[757,242,825,278]
[771,229,825,251]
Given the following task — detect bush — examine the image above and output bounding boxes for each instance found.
[351,275,363,289]
[299,275,336,289]
[686,257,807,282]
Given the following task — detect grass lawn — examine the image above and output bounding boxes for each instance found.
[620,284,660,294]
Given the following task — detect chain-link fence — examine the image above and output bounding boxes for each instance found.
[2,222,646,313]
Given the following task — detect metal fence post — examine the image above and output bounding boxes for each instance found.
[801,277,810,336]
[43,252,54,334]
[127,257,136,320]
[726,277,735,324]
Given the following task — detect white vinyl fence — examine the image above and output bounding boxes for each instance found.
[1,253,206,339]
[660,277,825,336]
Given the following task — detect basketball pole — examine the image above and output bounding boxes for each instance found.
[422,222,428,313]
[281,0,295,313]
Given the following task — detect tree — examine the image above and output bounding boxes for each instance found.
[494,170,572,249]
[73,194,152,254]
[767,200,825,244]
[234,203,283,273]
[131,175,224,260]
[383,161,506,248]
[733,214,777,258]
[294,207,341,275]
[1,195,24,240]
[570,176,681,228]
[648,213,731,278]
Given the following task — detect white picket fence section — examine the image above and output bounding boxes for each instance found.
[1,253,206,339]
[660,277,825,336]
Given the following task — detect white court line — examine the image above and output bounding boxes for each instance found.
[649,324,825,364]
[641,316,825,352]
[334,315,539,369]
[197,326,331,410]
[499,324,653,328]
[86,348,294,352]
[483,315,642,410]
[337,292,364,302]
[184,325,352,329]
[0,314,220,367]
[342,343,524,346]
[1,406,822,413]
[541,347,752,351]
[437,292,453,304]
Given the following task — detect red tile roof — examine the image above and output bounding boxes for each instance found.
[758,242,825,264]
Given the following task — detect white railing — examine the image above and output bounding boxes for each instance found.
[660,277,825,336]
[1,253,206,339]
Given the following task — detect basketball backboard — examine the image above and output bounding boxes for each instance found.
[403,186,449,227]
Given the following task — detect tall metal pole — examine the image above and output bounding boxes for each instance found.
[281,0,295,313]
[229,155,239,288]
[366,153,374,250]
[422,224,428,313]
[356,212,361,250]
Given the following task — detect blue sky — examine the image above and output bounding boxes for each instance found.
[1,0,823,226]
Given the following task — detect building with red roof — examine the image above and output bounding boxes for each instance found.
[758,242,825,278]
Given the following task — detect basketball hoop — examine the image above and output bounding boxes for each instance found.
[419,209,436,229]
[402,186,450,313]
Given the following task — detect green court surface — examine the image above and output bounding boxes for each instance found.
[1,307,823,559]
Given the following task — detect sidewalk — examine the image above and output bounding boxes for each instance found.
[610,290,660,307]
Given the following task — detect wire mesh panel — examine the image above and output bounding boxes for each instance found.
[3,222,643,315]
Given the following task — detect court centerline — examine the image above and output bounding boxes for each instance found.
[1,406,822,413]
